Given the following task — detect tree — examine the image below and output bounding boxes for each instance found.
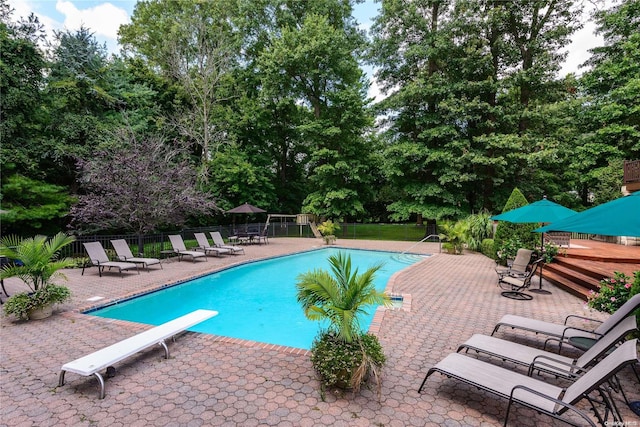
[119,0,239,178]
[371,0,582,219]
[0,175,74,236]
[70,131,220,243]
[259,9,375,219]
[571,0,640,204]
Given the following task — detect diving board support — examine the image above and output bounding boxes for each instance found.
[58,309,218,399]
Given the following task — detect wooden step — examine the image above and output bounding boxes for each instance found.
[553,257,611,280]
[543,263,601,292]
[539,269,592,300]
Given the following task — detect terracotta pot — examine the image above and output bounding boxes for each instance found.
[28,304,53,320]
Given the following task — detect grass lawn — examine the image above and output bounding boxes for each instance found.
[336,224,435,241]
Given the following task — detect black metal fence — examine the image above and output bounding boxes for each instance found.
[59,223,609,259]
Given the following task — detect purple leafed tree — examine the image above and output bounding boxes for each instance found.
[70,133,219,242]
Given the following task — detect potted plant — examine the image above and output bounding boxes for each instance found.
[1,232,76,320]
[317,220,340,245]
[296,252,390,397]
[438,220,468,254]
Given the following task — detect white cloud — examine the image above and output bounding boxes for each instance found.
[55,0,129,40]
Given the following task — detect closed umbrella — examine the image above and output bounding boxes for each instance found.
[492,197,577,294]
[536,192,640,237]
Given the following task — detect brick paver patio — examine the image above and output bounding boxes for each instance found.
[1,238,637,426]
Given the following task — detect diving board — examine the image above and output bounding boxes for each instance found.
[58,309,218,399]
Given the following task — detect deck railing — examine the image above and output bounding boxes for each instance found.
[623,159,640,184]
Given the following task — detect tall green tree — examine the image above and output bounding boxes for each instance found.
[371,0,582,220]
[571,0,640,204]
[259,6,375,219]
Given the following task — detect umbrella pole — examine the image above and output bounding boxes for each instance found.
[530,233,552,294]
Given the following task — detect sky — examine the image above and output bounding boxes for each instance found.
[7,0,614,100]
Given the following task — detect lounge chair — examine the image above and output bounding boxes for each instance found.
[193,233,231,257]
[110,239,162,271]
[492,293,640,352]
[82,242,139,277]
[495,248,534,283]
[168,235,207,262]
[419,339,639,427]
[498,258,544,300]
[210,231,245,255]
[458,315,637,380]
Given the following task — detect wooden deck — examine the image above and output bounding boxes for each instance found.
[543,239,640,300]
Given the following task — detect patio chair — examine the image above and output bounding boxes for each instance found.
[193,233,231,257]
[168,235,207,262]
[210,231,245,255]
[110,239,162,271]
[419,339,639,427]
[255,226,269,245]
[82,242,139,277]
[498,258,544,300]
[492,293,640,352]
[458,315,637,380]
[495,248,534,283]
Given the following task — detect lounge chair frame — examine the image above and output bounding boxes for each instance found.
[82,242,139,277]
[210,231,245,255]
[168,235,207,262]
[492,293,640,352]
[419,339,638,427]
[193,233,231,257]
[458,315,637,380]
[110,239,162,271]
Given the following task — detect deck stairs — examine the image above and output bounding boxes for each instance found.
[541,244,640,301]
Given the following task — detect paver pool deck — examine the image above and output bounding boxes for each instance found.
[0,237,637,426]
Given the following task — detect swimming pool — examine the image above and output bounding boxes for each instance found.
[89,248,424,349]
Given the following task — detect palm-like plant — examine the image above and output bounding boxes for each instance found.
[296,251,390,343]
[1,232,76,320]
[0,232,76,292]
[296,251,391,395]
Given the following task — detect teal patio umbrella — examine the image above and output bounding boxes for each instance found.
[536,191,640,237]
[492,197,577,294]
[491,197,577,223]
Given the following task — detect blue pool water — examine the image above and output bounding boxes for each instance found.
[89,248,423,349]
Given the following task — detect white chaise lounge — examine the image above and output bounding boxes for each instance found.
[82,242,139,277]
[168,235,207,262]
[210,231,245,255]
[194,232,231,257]
[58,309,218,399]
[110,239,162,271]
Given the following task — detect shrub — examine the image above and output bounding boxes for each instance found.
[588,271,640,314]
[3,284,71,320]
[465,212,493,252]
[494,188,538,255]
[311,330,385,395]
[481,238,495,259]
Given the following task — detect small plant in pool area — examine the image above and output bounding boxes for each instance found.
[317,220,340,245]
[296,252,390,396]
[0,232,76,320]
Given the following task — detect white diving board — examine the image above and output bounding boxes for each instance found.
[58,309,218,399]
